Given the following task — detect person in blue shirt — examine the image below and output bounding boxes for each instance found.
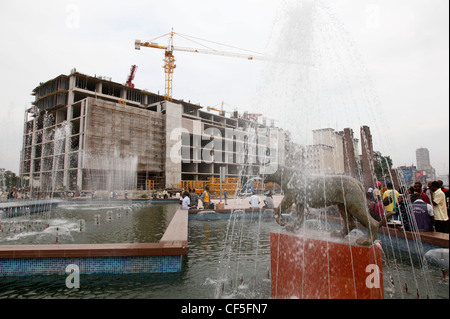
[223,188,228,205]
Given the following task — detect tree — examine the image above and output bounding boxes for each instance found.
[373,151,392,182]
[3,170,20,189]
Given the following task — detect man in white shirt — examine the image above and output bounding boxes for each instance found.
[182,192,191,210]
[249,194,260,209]
[430,181,449,233]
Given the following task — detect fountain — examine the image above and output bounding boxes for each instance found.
[211,0,446,300]
[0,0,447,300]
[83,147,138,198]
[50,118,72,195]
[78,219,86,232]
[106,210,114,222]
[38,226,74,244]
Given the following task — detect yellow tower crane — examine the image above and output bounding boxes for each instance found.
[135,31,266,101]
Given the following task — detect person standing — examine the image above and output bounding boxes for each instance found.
[438,180,449,218]
[367,192,385,222]
[383,181,400,219]
[200,186,211,209]
[410,193,434,232]
[414,181,431,204]
[397,194,410,230]
[223,188,228,205]
[373,181,382,202]
[430,181,449,233]
[425,181,433,205]
[189,189,199,209]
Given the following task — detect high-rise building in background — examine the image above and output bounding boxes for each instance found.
[416,148,431,171]
[415,148,435,182]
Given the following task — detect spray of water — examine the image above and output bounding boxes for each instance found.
[214,0,439,299]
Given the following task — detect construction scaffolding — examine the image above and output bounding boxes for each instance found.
[83,99,166,191]
[175,177,241,196]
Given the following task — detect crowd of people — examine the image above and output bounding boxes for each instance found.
[366,179,449,234]
[180,187,207,210]
[180,186,276,211]
[178,178,449,235]
[0,189,28,200]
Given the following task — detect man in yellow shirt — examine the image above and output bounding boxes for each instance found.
[383,181,399,220]
[430,181,449,233]
[200,186,211,209]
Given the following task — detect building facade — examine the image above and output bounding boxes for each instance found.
[305,128,359,176]
[416,148,431,171]
[415,148,435,182]
[20,71,289,195]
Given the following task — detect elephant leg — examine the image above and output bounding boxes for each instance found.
[344,205,357,234]
[356,211,395,246]
[274,206,285,226]
[275,194,293,227]
[331,204,356,238]
[292,203,305,231]
[345,200,379,246]
[356,215,379,246]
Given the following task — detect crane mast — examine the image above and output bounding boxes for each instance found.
[163,31,176,101]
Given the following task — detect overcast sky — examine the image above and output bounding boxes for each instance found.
[0,0,448,178]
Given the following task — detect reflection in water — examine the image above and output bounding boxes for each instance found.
[0,202,179,245]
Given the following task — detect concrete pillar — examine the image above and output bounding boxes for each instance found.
[19,109,28,178]
[120,88,127,100]
[343,128,357,178]
[63,75,76,189]
[95,81,102,96]
[164,101,182,188]
[76,99,86,191]
[29,117,37,194]
[360,126,374,191]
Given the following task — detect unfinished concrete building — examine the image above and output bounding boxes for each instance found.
[20,70,289,195]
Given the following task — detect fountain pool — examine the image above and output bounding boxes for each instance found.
[0,201,176,246]
[0,203,448,299]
